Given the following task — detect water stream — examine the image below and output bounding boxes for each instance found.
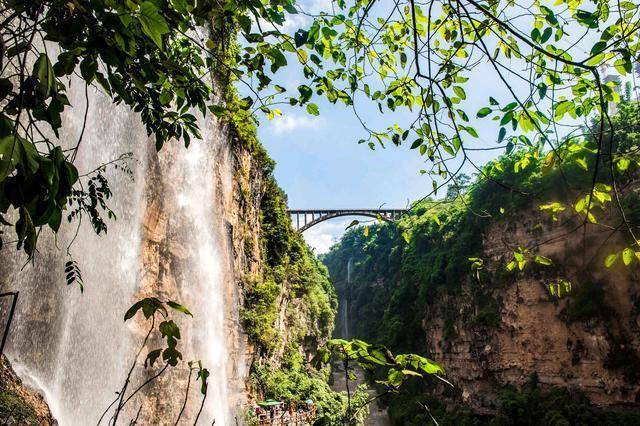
[0,75,232,424]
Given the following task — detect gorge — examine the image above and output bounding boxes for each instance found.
[1,0,640,425]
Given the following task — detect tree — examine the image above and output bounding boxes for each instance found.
[1,0,639,263]
[445,173,471,200]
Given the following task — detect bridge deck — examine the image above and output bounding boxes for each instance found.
[288,208,409,232]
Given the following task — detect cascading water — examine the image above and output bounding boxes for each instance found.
[0,74,232,423]
[1,80,147,424]
[340,257,353,339]
[145,115,231,424]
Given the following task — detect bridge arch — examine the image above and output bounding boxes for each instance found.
[288,209,407,232]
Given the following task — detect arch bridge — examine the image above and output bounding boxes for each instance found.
[288,209,408,232]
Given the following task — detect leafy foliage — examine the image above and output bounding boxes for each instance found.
[239,147,336,354]
[249,342,369,425]
[124,297,193,367]
[388,375,640,425]
[63,258,83,292]
[323,104,640,422]
[324,103,640,352]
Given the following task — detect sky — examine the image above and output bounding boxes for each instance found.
[252,0,520,253]
[249,0,606,253]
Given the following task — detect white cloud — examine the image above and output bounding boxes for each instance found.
[269,113,322,134]
[301,219,352,254]
[305,0,335,14]
[255,0,335,34]
[257,13,310,35]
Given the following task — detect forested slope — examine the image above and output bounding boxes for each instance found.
[222,85,368,424]
[322,102,640,424]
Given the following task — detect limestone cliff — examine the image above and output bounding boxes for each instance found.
[425,210,640,413]
[323,169,640,422]
[218,108,337,393]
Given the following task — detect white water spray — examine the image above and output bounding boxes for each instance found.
[1,76,232,424]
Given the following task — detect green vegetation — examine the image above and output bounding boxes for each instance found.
[240,145,337,353]
[249,345,369,425]
[232,72,348,422]
[2,0,640,423]
[0,391,39,425]
[386,375,640,425]
[324,102,640,349]
[2,0,639,267]
[323,103,640,422]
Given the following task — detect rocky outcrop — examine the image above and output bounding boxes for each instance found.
[0,356,54,425]
[425,210,640,413]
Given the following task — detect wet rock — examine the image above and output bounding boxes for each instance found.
[0,356,55,425]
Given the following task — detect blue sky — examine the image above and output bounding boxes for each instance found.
[249,0,604,253]
[251,1,520,252]
[260,102,429,252]
[257,75,503,252]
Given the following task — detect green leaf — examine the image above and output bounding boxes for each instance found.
[294,29,308,47]
[476,107,492,118]
[162,346,182,366]
[346,220,359,229]
[80,58,98,83]
[145,349,162,368]
[167,301,193,317]
[590,41,607,55]
[138,1,169,48]
[48,206,62,232]
[159,320,181,340]
[453,86,466,100]
[464,126,478,138]
[614,57,632,75]
[585,53,605,67]
[531,28,541,42]
[124,300,144,321]
[604,253,618,268]
[502,102,518,112]
[410,138,422,149]
[306,103,319,116]
[534,255,552,266]
[33,54,55,98]
[622,248,634,266]
[401,369,423,377]
[498,127,506,143]
[617,157,631,172]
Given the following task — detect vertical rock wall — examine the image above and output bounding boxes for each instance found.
[425,211,640,412]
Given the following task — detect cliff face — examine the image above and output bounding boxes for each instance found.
[0,356,54,425]
[136,103,336,420]
[0,92,333,424]
[220,110,337,381]
[322,151,640,421]
[424,211,640,413]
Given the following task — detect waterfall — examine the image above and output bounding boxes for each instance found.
[339,257,353,339]
[146,115,230,424]
[0,74,232,423]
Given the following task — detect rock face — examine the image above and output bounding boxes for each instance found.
[424,211,640,412]
[0,356,54,425]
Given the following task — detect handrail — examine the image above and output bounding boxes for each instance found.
[0,291,19,357]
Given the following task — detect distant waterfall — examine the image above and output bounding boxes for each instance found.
[0,76,232,423]
[339,257,353,339]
